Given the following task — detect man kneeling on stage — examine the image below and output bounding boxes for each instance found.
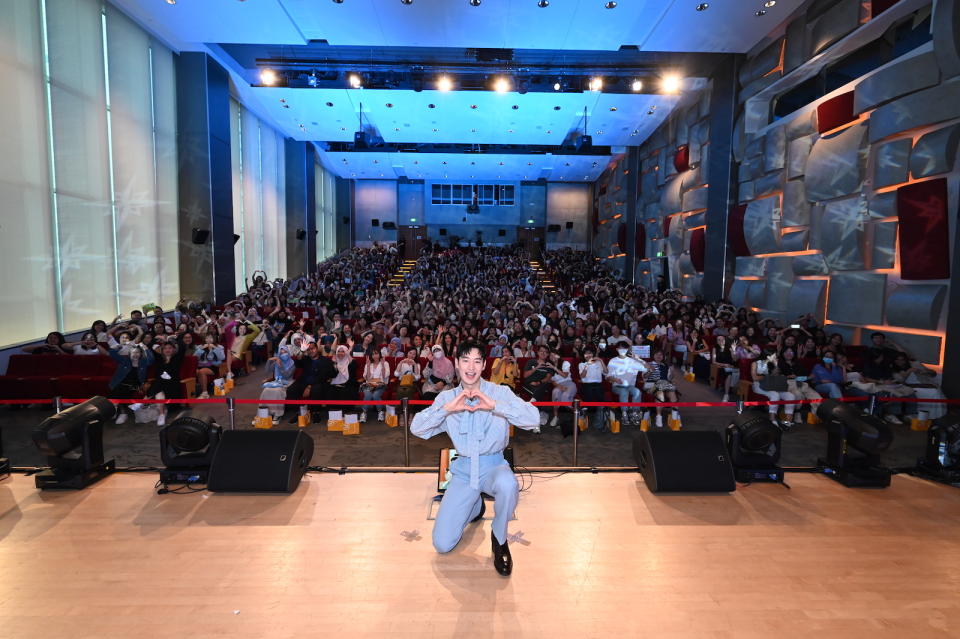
[411,341,539,576]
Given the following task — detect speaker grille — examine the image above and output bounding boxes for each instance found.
[208,430,314,493]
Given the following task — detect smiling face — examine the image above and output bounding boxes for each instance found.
[455,347,484,389]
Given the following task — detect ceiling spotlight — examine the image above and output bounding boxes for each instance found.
[764,0,776,6]
[588,77,603,91]
[538,0,549,6]
[165,0,176,4]
[605,1,617,7]
[348,73,363,88]
[631,79,642,91]
[260,68,278,86]
[332,0,343,3]
[553,81,561,91]
[401,0,413,3]
[436,75,453,91]
[469,0,481,5]
[661,74,682,94]
[696,2,708,10]
[755,9,766,15]
[493,76,510,93]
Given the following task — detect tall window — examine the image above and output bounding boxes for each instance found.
[315,162,337,261]
[0,0,178,348]
[230,98,287,291]
[430,183,514,205]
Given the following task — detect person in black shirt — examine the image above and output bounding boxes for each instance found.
[284,342,336,423]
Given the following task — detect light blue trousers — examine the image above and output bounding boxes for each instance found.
[433,453,518,552]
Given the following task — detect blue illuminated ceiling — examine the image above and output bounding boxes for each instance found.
[109,0,805,180]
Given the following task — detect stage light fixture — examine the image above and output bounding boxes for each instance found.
[588,77,603,91]
[348,73,363,88]
[631,79,642,91]
[553,81,561,91]
[726,412,783,483]
[436,75,453,91]
[32,396,116,489]
[816,399,893,487]
[493,76,510,93]
[661,74,681,93]
[159,413,223,487]
[917,414,960,484]
[260,68,278,86]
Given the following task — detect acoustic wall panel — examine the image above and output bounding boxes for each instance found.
[854,48,941,114]
[869,79,960,144]
[872,138,912,188]
[827,272,887,325]
[897,178,950,280]
[871,220,898,270]
[805,121,868,201]
[786,279,827,325]
[818,198,865,270]
[743,197,781,255]
[886,284,947,330]
[911,123,960,179]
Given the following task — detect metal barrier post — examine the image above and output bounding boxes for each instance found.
[736,398,744,415]
[54,396,63,414]
[226,396,236,430]
[401,398,410,467]
[571,398,581,467]
[868,394,878,416]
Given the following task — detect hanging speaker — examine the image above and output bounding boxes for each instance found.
[439,228,447,236]
[233,234,241,245]
[342,216,350,224]
[296,228,307,240]
[498,229,506,236]
[566,221,574,229]
[371,219,380,227]
[208,430,314,493]
[191,228,210,244]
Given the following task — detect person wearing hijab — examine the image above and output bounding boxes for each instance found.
[411,341,539,577]
[258,345,298,424]
[329,344,359,405]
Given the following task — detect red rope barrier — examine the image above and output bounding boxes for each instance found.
[3,396,958,408]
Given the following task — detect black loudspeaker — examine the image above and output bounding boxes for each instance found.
[439,228,447,236]
[565,221,574,229]
[233,233,241,245]
[342,216,350,225]
[0,425,8,482]
[191,228,210,244]
[633,431,736,493]
[208,430,314,493]
[382,221,397,230]
[498,229,506,236]
[547,224,561,232]
[296,228,306,240]
[371,219,380,227]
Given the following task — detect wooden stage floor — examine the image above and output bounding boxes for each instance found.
[1,470,960,638]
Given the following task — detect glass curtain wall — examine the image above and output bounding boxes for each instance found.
[315,161,337,262]
[230,97,287,292]
[0,0,178,348]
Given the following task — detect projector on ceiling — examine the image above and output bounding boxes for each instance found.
[353,131,383,149]
[574,134,593,151]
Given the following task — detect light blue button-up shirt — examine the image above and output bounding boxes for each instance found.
[410,379,540,489]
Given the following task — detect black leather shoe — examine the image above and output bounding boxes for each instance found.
[470,497,486,523]
[491,531,512,576]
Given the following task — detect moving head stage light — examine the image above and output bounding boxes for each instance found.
[816,399,893,488]
[159,413,223,487]
[916,414,960,485]
[32,396,116,489]
[726,412,783,483]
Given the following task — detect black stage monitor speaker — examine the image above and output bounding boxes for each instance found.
[191,228,209,244]
[208,430,314,493]
[633,431,735,493]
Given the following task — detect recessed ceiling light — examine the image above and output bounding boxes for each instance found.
[432,128,438,132]
[764,0,776,6]
[428,103,436,109]
[755,9,766,15]
[553,105,561,111]
[326,101,334,107]
[470,104,478,109]
[437,75,453,92]
[394,127,400,131]
[538,0,549,6]
[499,162,505,165]
[527,162,533,165]
[511,104,519,110]
[442,161,447,165]
[165,0,176,4]
[661,74,682,93]
[332,0,343,3]
[385,103,393,108]
[605,1,617,7]
[508,129,513,133]
[260,69,278,85]
[348,73,363,88]
[589,77,603,91]
[553,81,561,91]
[401,0,413,4]
[340,127,346,131]
[695,2,708,10]
[631,79,642,91]
[546,130,552,133]
[609,106,617,112]
[469,0,481,5]
[493,76,510,93]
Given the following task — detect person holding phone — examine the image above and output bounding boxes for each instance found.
[410,341,539,577]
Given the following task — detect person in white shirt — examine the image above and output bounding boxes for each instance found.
[577,346,606,431]
[547,352,577,429]
[606,341,648,426]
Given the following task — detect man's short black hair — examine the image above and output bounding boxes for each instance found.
[871,331,886,339]
[456,340,485,360]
